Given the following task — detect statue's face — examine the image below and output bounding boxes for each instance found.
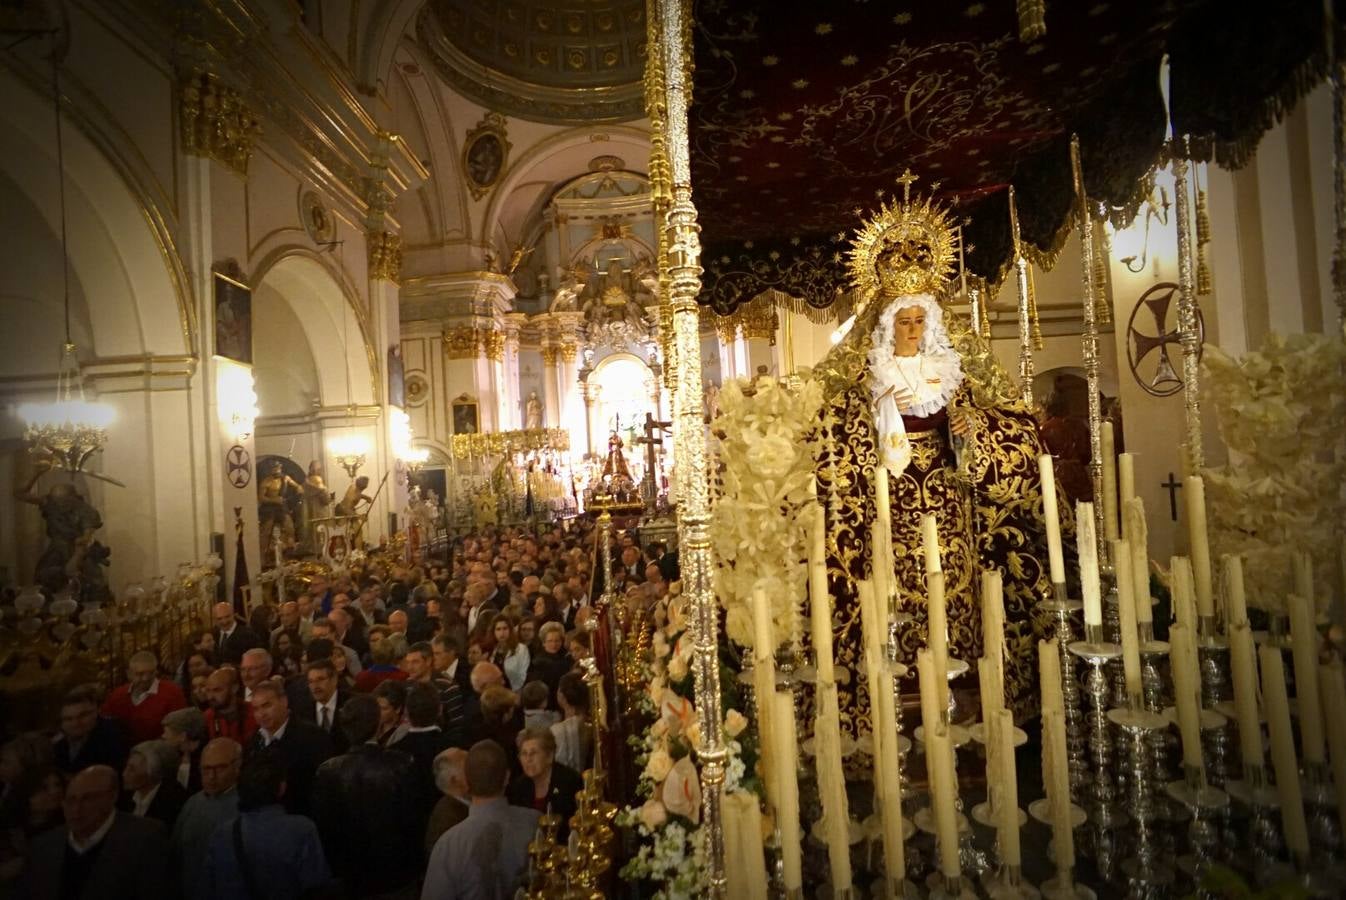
[891,305,926,358]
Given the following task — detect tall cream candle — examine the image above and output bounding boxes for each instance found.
[992,707,1021,867]
[861,575,905,886]
[874,464,895,616]
[723,791,769,900]
[807,498,853,889]
[1126,498,1153,626]
[1228,622,1264,771]
[1076,501,1102,627]
[1101,421,1118,542]
[1171,556,1197,632]
[1038,454,1067,586]
[1113,539,1143,703]
[1169,622,1205,774]
[1288,593,1325,764]
[1295,553,1316,613]
[1318,659,1346,844]
[922,513,942,574]
[927,569,950,711]
[1041,708,1075,870]
[1224,554,1249,627]
[770,689,804,890]
[1185,475,1213,621]
[1118,452,1137,514]
[750,585,778,811]
[982,570,1006,698]
[1261,645,1311,859]
[1039,638,1064,719]
[979,659,1003,727]
[920,650,961,881]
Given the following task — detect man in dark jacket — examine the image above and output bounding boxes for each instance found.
[243,681,333,816]
[211,601,265,666]
[311,695,423,898]
[291,657,353,752]
[22,765,172,900]
[390,680,450,817]
[54,685,129,775]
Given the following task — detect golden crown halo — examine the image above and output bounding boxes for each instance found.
[846,169,959,301]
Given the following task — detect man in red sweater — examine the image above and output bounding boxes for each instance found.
[100,650,187,744]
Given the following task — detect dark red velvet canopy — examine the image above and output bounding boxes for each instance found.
[689,0,1332,312]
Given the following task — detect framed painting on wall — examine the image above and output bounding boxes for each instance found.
[213,271,253,364]
[451,395,479,435]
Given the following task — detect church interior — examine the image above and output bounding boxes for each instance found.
[0,0,1344,897]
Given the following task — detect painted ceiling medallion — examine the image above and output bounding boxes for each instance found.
[418,0,645,125]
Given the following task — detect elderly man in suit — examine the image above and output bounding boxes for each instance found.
[244,680,334,816]
[119,739,189,828]
[22,764,172,900]
[212,602,264,666]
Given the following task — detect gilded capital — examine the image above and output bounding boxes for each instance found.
[483,330,506,362]
[368,230,403,283]
[443,326,477,360]
[559,341,579,363]
[541,344,559,366]
[739,299,777,341]
[179,70,260,176]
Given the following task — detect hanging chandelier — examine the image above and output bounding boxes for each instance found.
[18,54,115,472]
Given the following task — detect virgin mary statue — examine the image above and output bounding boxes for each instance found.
[813,186,1064,739]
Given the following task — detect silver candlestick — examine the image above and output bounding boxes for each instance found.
[1196,629,1230,709]
[1040,587,1088,796]
[1225,763,1286,887]
[1110,705,1174,898]
[1166,766,1230,884]
[1069,626,1127,831]
[1302,761,1343,866]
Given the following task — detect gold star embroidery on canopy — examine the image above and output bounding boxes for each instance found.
[766,162,781,168]
[893,12,912,25]
[1043,63,1061,74]
[965,3,985,16]
[777,112,794,121]
[740,89,756,99]
[792,78,810,89]
[763,55,779,66]
[841,54,858,66]
[815,23,833,35]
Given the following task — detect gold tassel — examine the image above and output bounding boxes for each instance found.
[1027,265,1044,350]
[1195,162,1213,295]
[1018,0,1046,42]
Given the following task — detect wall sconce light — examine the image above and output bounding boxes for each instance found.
[1115,183,1172,274]
[329,434,369,478]
[216,361,259,442]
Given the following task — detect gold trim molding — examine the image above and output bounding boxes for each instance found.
[178,70,260,177]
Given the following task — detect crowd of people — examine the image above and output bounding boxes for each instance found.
[0,521,679,900]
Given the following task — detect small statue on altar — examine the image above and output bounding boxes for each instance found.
[258,461,302,560]
[601,431,633,481]
[303,460,331,547]
[525,391,543,430]
[335,475,372,517]
[14,461,109,597]
[815,180,1063,735]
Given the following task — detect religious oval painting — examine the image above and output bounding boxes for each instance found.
[463,112,510,200]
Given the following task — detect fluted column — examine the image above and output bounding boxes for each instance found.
[541,342,561,428]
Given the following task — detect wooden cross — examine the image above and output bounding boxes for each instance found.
[1161,472,1183,521]
[895,168,918,203]
[635,413,671,504]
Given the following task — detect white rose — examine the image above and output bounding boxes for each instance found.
[724,709,748,738]
[639,798,668,831]
[644,748,675,783]
[650,717,669,739]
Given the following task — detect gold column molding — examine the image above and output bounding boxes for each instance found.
[541,344,559,366]
[367,230,403,284]
[559,341,578,363]
[178,69,260,176]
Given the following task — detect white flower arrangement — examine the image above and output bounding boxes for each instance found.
[619,606,754,898]
[709,373,824,648]
[1201,333,1346,610]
